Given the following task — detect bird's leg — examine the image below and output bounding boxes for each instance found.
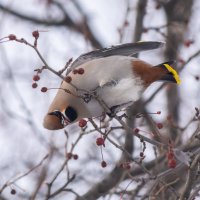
[107,101,133,117]
[80,80,118,103]
[82,92,95,103]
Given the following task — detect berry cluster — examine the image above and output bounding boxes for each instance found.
[32,71,48,93]
[64,67,84,84]
[32,74,40,89]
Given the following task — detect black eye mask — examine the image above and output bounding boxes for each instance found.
[48,110,63,120]
[65,106,78,122]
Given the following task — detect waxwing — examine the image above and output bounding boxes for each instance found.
[43,41,180,130]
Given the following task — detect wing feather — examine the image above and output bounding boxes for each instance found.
[66,41,165,75]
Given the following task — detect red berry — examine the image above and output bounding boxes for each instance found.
[73,69,78,74]
[73,154,78,160]
[66,152,72,159]
[10,189,16,195]
[41,87,48,92]
[32,30,39,39]
[101,161,107,168]
[157,123,163,129]
[33,75,40,81]
[8,34,16,40]
[168,159,176,168]
[96,137,104,146]
[64,76,72,83]
[78,119,87,127]
[77,68,85,75]
[32,82,38,88]
[134,128,139,133]
[157,111,161,114]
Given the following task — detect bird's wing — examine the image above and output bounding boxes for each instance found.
[67,41,165,75]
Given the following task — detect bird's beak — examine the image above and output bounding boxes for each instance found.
[43,111,65,130]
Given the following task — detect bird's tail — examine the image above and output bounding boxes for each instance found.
[155,61,181,84]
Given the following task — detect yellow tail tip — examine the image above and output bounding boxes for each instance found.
[164,64,181,84]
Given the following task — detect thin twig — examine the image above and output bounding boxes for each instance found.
[0,154,49,194]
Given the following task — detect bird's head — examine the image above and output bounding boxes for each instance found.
[43,106,78,130]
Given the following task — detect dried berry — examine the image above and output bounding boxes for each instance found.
[64,76,72,83]
[73,154,78,160]
[41,87,48,92]
[10,189,16,195]
[77,68,85,75]
[8,34,16,40]
[157,111,161,114]
[101,161,107,168]
[33,75,40,81]
[96,137,104,146]
[32,30,39,39]
[157,123,163,129]
[134,128,139,133]
[78,119,87,127]
[32,82,38,88]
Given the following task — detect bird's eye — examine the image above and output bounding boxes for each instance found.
[65,106,77,122]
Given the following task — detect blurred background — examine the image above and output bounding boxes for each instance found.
[0,0,200,199]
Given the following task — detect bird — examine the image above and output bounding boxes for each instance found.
[43,41,180,130]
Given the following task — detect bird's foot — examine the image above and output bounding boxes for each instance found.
[107,101,133,117]
[81,91,98,103]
